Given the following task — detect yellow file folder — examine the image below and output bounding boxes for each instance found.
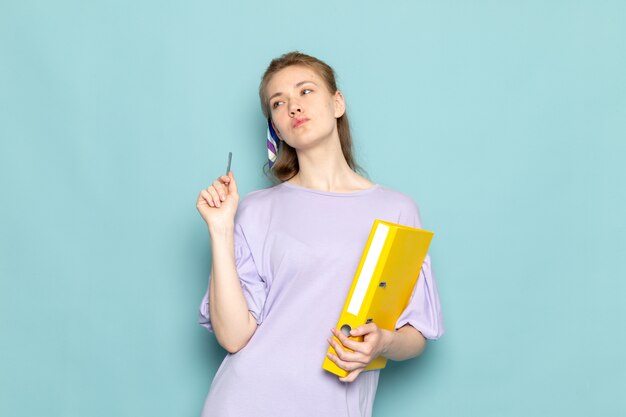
[322,219,434,377]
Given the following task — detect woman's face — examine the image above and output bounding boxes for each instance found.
[266,65,345,151]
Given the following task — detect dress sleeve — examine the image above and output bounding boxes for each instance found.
[394,199,445,340]
[198,222,268,333]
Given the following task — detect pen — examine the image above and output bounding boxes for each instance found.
[225,151,232,176]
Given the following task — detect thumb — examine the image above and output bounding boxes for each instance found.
[227,171,238,195]
[350,326,365,337]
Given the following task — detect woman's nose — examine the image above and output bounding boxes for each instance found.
[288,101,302,116]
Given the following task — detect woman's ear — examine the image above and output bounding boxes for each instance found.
[333,90,346,118]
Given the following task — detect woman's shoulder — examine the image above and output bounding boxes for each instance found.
[375,184,425,227]
[239,183,283,206]
[234,183,284,222]
[376,183,421,208]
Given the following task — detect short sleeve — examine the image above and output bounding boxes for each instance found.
[198,223,268,333]
[394,198,445,340]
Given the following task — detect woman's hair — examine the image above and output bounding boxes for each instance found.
[259,51,366,183]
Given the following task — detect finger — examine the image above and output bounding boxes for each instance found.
[327,337,368,365]
[331,328,371,356]
[206,186,221,208]
[339,368,363,383]
[349,323,378,337]
[213,179,227,201]
[200,189,215,208]
[227,171,238,194]
[326,351,363,372]
[219,175,231,186]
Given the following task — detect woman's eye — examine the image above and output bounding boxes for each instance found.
[272,101,283,109]
[301,88,312,95]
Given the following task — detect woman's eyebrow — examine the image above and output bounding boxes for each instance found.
[268,81,318,102]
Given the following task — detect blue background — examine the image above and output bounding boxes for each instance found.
[1,1,624,416]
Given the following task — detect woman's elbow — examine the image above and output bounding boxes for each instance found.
[216,317,258,353]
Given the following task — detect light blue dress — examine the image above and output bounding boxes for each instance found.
[199,181,444,417]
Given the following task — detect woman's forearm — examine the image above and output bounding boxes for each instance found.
[381,324,427,361]
[208,223,257,353]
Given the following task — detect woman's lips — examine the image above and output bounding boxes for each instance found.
[293,118,309,128]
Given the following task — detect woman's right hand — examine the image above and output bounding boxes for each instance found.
[196,171,239,230]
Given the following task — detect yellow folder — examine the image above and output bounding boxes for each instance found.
[322,219,434,377]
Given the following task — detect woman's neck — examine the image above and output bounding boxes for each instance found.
[289,146,374,193]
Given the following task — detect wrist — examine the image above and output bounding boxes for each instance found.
[208,222,235,238]
[380,328,395,357]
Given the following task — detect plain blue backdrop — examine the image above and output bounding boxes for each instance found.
[1,1,624,416]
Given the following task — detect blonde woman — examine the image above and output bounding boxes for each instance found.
[196,51,444,417]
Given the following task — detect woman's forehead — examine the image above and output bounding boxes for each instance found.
[266,65,321,94]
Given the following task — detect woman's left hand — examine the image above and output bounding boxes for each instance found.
[326,323,392,383]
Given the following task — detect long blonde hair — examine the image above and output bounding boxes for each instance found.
[259,51,366,183]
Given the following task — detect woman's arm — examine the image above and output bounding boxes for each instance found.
[380,324,426,361]
[197,171,257,354]
[207,222,258,353]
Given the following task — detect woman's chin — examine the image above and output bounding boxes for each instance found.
[285,132,336,152]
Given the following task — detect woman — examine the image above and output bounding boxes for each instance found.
[196,51,444,417]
